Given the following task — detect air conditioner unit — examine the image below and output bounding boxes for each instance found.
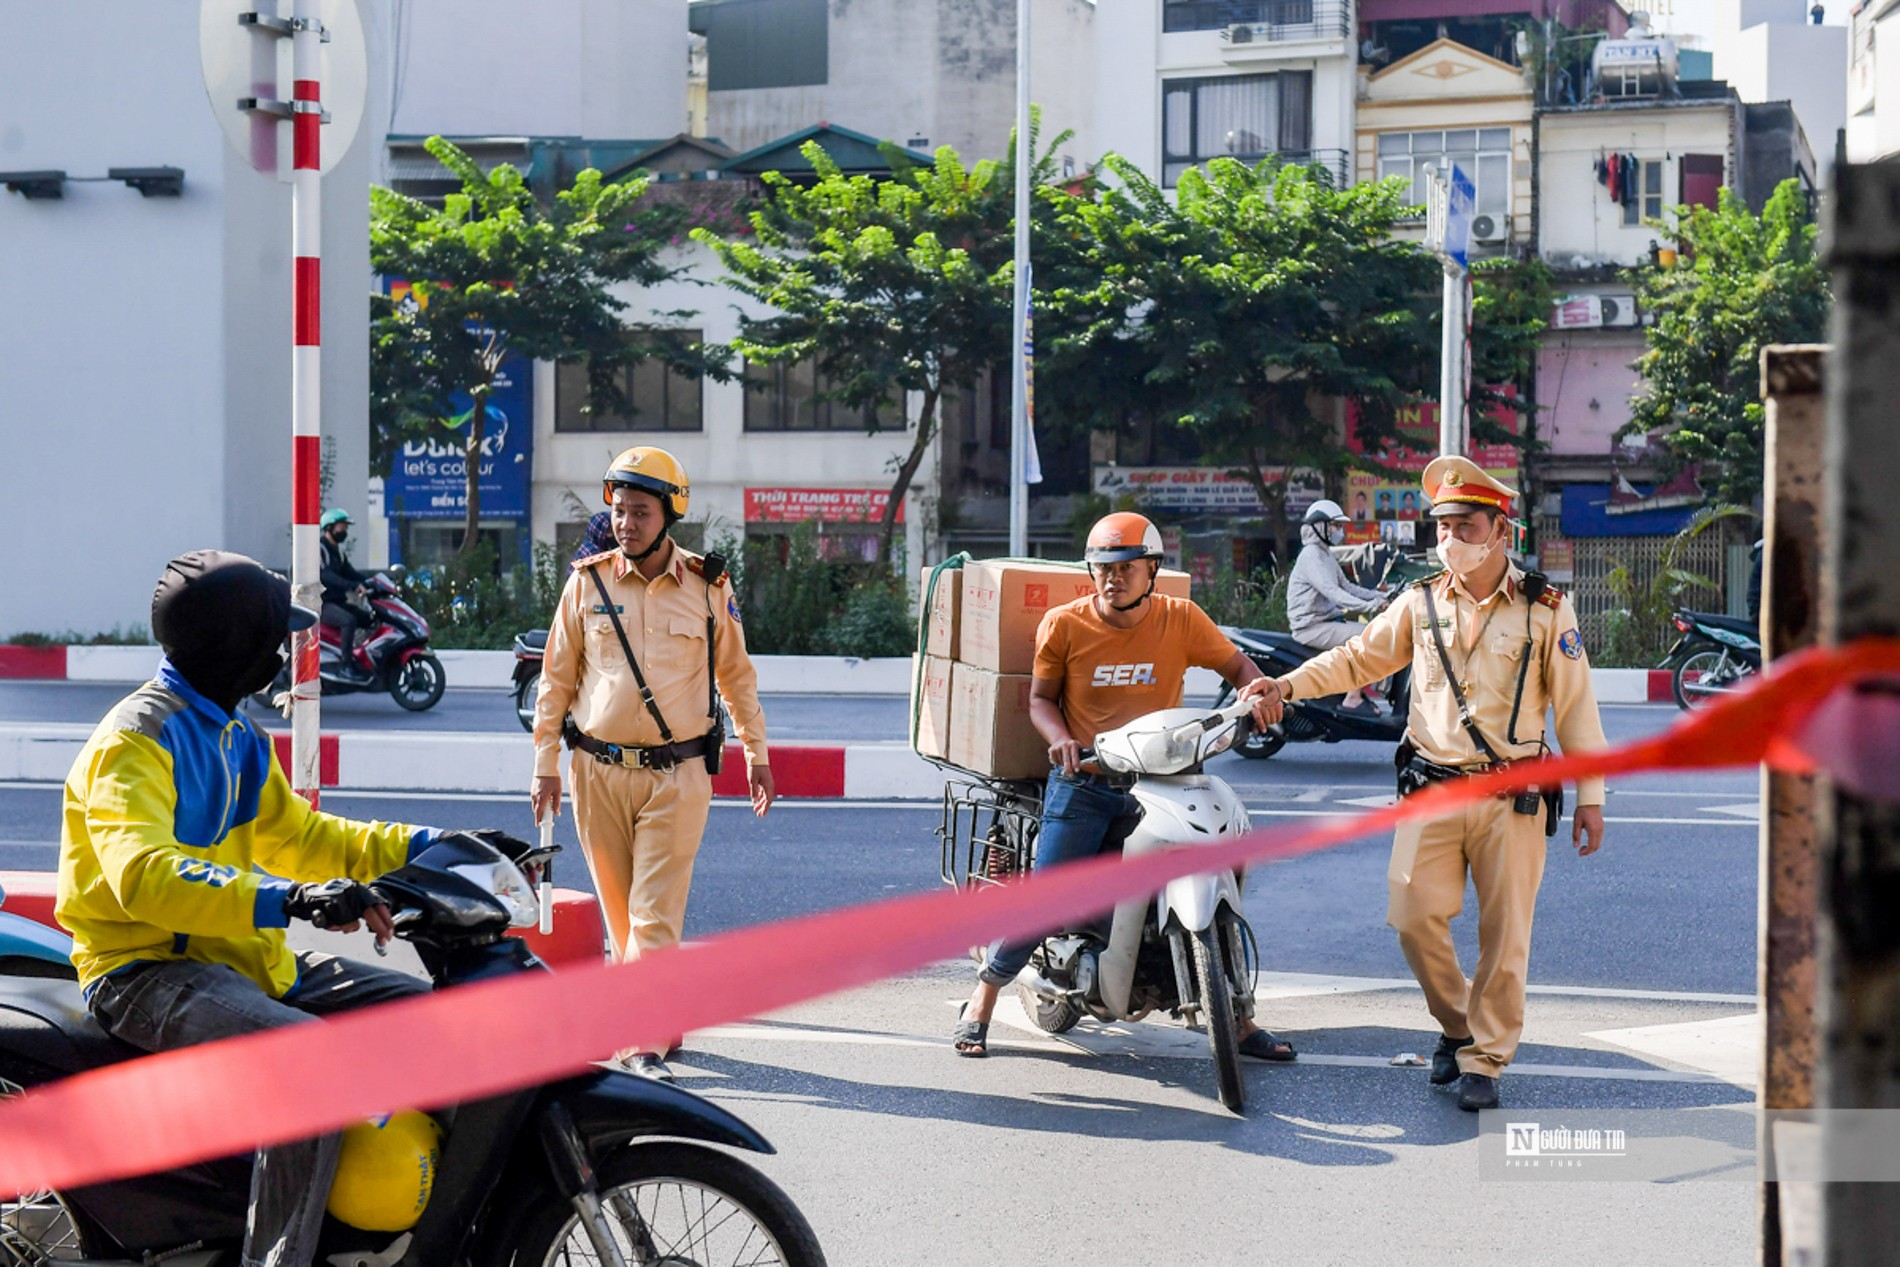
[1598,294,1641,327]
[1470,213,1508,244]
[1226,22,1264,43]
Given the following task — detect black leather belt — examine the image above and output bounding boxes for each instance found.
[1070,768,1138,791]
[563,722,715,772]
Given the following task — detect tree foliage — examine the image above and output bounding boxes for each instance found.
[1038,156,1442,563]
[692,122,1072,562]
[1622,180,1830,505]
[369,136,702,555]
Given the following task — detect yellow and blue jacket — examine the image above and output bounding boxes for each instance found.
[57,660,441,998]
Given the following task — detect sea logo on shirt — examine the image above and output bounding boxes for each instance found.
[1559,629,1584,660]
[1091,662,1157,688]
[174,858,240,888]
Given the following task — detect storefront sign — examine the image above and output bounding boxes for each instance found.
[744,487,902,524]
[382,351,534,521]
[1091,466,1323,519]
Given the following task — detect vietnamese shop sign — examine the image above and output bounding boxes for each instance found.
[744,487,903,523]
[1091,466,1323,519]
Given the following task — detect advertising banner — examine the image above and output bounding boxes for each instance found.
[744,487,903,524]
[1091,465,1324,520]
[1340,394,1522,544]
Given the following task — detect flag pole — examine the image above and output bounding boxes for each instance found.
[1008,0,1031,557]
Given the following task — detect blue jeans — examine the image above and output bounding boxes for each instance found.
[89,953,431,1267]
[979,771,1142,987]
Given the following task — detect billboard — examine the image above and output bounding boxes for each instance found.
[382,351,534,521]
[1340,394,1522,544]
[1091,465,1325,520]
[744,487,903,524]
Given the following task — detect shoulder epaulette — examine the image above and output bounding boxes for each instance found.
[570,549,616,571]
[1535,584,1565,610]
[1405,570,1448,591]
[684,556,729,587]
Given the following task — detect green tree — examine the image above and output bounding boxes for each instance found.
[1622,180,1830,505]
[370,135,704,556]
[1040,157,1442,565]
[693,125,1071,563]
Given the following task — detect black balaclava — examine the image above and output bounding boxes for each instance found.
[152,551,295,713]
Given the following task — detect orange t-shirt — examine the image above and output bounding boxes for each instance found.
[1033,593,1238,746]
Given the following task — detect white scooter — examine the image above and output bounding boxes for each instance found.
[1014,699,1260,1111]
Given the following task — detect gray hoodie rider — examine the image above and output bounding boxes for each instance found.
[1286,502,1384,642]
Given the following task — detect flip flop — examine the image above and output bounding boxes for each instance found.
[952,1002,990,1058]
[1239,1029,1297,1062]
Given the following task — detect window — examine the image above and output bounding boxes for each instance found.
[742,359,905,432]
[1623,160,1664,225]
[1376,127,1513,220]
[554,330,704,432]
[1160,72,1313,187]
[1680,154,1723,212]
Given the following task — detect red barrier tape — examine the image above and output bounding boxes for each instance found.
[1,639,1896,1197]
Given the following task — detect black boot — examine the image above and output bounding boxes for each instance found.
[1430,1034,1474,1085]
[1456,1072,1500,1111]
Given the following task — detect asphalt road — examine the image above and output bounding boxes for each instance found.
[0,699,1760,1264]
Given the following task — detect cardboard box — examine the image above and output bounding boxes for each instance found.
[948,662,1048,780]
[957,559,1192,675]
[909,654,953,760]
[918,565,962,661]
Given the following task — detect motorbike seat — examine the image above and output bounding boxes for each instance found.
[515,629,548,655]
[1685,611,1758,639]
[0,978,143,1079]
[1240,629,1320,664]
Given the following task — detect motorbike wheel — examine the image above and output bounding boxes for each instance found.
[1235,723,1287,760]
[514,671,539,733]
[1016,981,1082,1035]
[1184,924,1245,1113]
[508,1141,826,1267]
[1672,649,1747,711]
[389,653,447,712]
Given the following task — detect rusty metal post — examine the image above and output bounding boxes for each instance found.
[1757,345,1827,1267]
[1817,163,1900,1267]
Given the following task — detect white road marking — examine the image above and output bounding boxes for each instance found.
[1585,1012,1762,1088]
[1250,971,1755,1006]
[1701,803,1763,821]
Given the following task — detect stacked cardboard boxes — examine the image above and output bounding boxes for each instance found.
[910,558,1190,779]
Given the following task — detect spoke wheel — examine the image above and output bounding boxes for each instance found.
[518,1143,825,1267]
[389,654,446,712]
[1672,649,1748,711]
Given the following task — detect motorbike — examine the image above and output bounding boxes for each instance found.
[512,629,546,732]
[0,834,826,1267]
[1664,608,1762,711]
[275,572,446,713]
[1213,625,1411,759]
[0,881,74,981]
[941,699,1264,1112]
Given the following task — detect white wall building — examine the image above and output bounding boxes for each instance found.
[1096,0,1357,186]
[1847,0,1900,162]
[1711,0,1846,175]
[0,0,386,636]
[693,0,1095,165]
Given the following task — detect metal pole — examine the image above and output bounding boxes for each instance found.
[1817,162,1900,1266]
[1757,345,1827,1267]
[1438,260,1467,457]
[290,0,324,805]
[1008,0,1031,557]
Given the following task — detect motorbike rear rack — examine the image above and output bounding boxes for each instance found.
[937,773,1043,892]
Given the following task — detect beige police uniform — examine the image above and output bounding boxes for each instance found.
[533,540,767,962]
[1279,459,1607,1078]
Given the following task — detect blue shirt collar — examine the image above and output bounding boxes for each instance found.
[156,657,241,726]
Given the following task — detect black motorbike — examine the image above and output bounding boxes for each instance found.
[512,629,547,732]
[1212,626,1411,759]
[0,835,826,1266]
[1664,609,1762,711]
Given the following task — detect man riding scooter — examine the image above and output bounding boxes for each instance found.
[319,507,377,683]
[1287,500,1388,714]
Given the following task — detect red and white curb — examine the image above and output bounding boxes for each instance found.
[0,725,943,800]
[0,645,1676,702]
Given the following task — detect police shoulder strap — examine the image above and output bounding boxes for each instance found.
[1506,571,1549,747]
[583,564,677,746]
[1419,581,1506,767]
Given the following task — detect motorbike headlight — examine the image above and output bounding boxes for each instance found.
[1204,719,1239,758]
[1130,720,1204,772]
[447,859,540,928]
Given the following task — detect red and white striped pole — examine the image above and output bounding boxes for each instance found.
[289,0,324,807]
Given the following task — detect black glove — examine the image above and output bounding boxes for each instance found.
[284,879,384,930]
[455,828,536,864]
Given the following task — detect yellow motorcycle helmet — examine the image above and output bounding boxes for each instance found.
[603,446,690,521]
[325,1110,443,1233]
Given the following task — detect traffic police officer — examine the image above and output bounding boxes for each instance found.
[1263,456,1608,1110]
[530,447,773,1081]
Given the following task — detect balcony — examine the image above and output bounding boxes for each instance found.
[1164,0,1353,43]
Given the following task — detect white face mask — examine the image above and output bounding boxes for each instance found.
[1439,531,1498,577]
